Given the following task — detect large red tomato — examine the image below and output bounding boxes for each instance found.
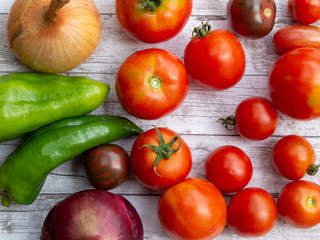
[288,0,320,24]
[227,0,276,39]
[205,145,253,193]
[269,47,320,120]
[83,144,130,190]
[184,22,245,90]
[158,178,227,240]
[130,127,192,190]
[218,97,278,141]
[227,187,278,237]
[278,180,320,228]
[273,24,320,54]
[116,48,189,120]
[272,135,317,180]
[115,0,192,43]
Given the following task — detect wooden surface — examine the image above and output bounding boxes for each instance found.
[1,0,320,239]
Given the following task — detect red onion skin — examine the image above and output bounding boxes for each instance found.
[41,190,143,240]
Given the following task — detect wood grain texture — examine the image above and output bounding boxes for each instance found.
[0,0,320,239]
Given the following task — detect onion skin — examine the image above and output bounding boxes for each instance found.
[41,189,144,240]
[7,0,102,73]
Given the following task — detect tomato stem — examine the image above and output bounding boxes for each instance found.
[149,75,162,89]
[140,126,181,177]
[139,0,161,12]
[307,197,315,208]
[192,21,211,39]
[46,0,70,22]
[217,115,236,131]
[307,164,320,176]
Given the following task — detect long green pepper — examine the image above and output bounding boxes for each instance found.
[0,115,143,207]
[0,73,110,142]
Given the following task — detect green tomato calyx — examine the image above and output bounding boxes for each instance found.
[217,115,236,131]
[1,191,11,207]
[307,164,320,176]
[192,21,211,39]
[307,197,315,208]
[140,126,181,177]
[139,0,161,12]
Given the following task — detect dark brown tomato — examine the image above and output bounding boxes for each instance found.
[227,0,276,39]
[83,144,130,190]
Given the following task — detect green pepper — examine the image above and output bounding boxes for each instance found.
[0,115,143,207]
[0,73,110,142]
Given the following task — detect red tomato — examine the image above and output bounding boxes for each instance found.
[115,0,192,43]
[273,24,320,54]
[227,0,276,39]
[115,48,189,120]
[219,97,278,141]
[83,144,130,190]
[130,127,192,190]
[158,178,227,240]
[184,23,245,90]
[205,145,253,193]
[278,180,320,228]
[288,0,320,24]
[269,47,320,120]
[272,135,317,180]
[227,187,278,237]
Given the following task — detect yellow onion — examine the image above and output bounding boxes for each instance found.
[7,0,102,73]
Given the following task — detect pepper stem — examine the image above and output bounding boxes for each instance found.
[217,115,236,131]
[192,21,211,39]
[139,0,161,12]
[46,0,71,22]
[307,164,320,176]
[140,126,181,177]
[1,191,11,207]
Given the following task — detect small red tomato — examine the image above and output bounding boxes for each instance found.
[115,0,192,43]
[288,0,320,24]
[130,126,192,190]
[158,178,227,240]
[205,145,253,193]
[116,48,189,120]
[227,187,278,237]
[272,135,318,180]
[273,24,320,54]
[227,0,276,39]
[83,144,130,190]
[218,97,278,141]
[184,22,245,90]
[269,47,320,120]
[278,180,320,228]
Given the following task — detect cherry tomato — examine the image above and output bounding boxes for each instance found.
[158,178,227,240]
[184,22,245,90]
[115,48,189,120]
[269,47,320,120]
[272,135,318,180]
[219,97,278,141]
[205,145,253,193]
[288,0,320,24]
[278,180,320,228]
[83,144,130,190]
[130,126,192,190]
[273,24,320,54]
[115,0,192,43]
[227,187,278,237]
[227,0,276,39]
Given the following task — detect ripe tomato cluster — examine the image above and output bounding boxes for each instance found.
[82,0,320,239]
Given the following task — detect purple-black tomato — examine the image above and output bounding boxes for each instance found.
[83,144,130,190]
[227,0,276,39]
